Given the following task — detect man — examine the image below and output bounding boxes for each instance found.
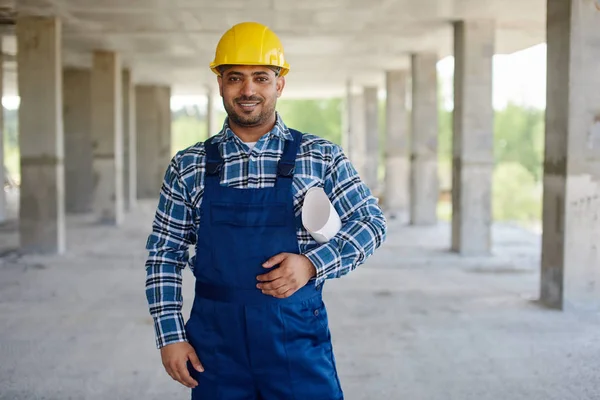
[145,21,387,399]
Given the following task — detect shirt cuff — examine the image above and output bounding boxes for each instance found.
[303,243,340,287]
[154,312,188,349]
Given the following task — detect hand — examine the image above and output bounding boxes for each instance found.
[160,341,204,388]
[256,253,317,298]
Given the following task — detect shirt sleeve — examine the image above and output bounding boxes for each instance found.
[303,145,387,286]
[145,154,197,349]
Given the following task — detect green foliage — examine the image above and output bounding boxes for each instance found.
[170,106,228,155]
[2,96,546,226]
[436,101,545,225]
[438,108,453,162]
[492,162,542,222]
[276,98,343,145]
[494,103,545,181]
[171,115,208,154]
[169,98,344,156]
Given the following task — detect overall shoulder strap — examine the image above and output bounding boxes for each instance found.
[204,137,223,177]
[277,129,303,178]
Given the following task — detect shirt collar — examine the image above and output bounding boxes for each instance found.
[211,112,293,144]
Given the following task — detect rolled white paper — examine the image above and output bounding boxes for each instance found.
[301,187,342,243]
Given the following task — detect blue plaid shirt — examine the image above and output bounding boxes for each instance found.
[145,114,387,348]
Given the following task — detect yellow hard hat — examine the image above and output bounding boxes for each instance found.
[210,22,290,77]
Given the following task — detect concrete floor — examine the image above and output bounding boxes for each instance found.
[1,199,599,400]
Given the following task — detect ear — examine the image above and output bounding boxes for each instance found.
[276,76,285,98]
[217,76,224,97]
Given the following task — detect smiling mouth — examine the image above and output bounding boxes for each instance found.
[237,102,260,111]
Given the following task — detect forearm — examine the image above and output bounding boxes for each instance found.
[303,197,387,286]
[145,263,187,348]
[145,154,197,348]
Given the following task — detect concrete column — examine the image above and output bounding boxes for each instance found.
[63,68,93,214]
[410,53,439,225]
[16,16,66,253]
[364,86,379,194]
[207,89,215,137]
[348,93,367,178]
[91,51,123,224]
[384,70,409,219]
[136,85,172,199]
[342,79,352,157]
[451,21,494,255]
[0,44,5,223]
[540,0,600,310]
[122,69,136,211]
[349,92,366,178]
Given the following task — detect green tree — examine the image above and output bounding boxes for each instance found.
[494,103,545,181]
[276,99,342,145]
[171,115,207,155]
[493,162,542,222]
[435,101,544,224]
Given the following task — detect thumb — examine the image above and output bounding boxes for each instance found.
[263,253,289,268]
[188,350,204,373]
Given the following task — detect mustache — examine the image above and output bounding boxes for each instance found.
[235,96,263,102]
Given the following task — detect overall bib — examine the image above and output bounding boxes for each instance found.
[186,129,344,400]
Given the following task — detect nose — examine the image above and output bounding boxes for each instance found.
[240,79,255,97]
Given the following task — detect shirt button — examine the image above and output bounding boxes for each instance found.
[314,310,319,317]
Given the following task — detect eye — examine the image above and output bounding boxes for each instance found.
[228,76,241,82]
[256,77,269,83]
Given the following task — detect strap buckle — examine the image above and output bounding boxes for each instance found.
[277,161,295,178]
[206,162,223,176]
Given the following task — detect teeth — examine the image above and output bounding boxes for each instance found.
[240,103,256,106]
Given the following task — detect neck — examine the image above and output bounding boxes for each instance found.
[228,114,277,143]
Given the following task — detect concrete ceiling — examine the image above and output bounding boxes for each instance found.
[2,0,546,98]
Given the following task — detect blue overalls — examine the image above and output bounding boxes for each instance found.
[185,129,344,400]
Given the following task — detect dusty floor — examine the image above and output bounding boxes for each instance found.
[1,198,599,400]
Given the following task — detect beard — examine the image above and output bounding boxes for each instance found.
[224,95,276,127]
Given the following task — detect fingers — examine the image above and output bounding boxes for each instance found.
[256,267,285,283]
[188,350,205,373]
[165,363,178,382]
[165,361,184,386]
[262,285,296,298]
[256,255,305,298]
[175,360,199,389]
[256,276,286,291]
[258,273,299,298]
[262,252,289,269]
[165,359,198,388]
[162,344,202,389]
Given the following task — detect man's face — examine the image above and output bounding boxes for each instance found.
[218,65,285,128]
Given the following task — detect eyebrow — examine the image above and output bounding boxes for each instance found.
[225,70,271,78]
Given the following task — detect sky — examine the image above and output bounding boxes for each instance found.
[1,43,547,112]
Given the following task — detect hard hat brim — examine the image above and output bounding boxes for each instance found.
[210,61,290,77]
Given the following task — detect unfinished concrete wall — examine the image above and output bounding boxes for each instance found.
[541,0,600,310]
[451,21,495,255]
[384,70,409,219]
[16,16,66,253]
[342,80,352,158]
[63,68,93,214]
[349,92,366,179]
[364,86,379,194]
[410,53,439,225]
[0,46,5,223]
[136,85,172,199]
[91,51,123,225]
[122,69,136,211]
